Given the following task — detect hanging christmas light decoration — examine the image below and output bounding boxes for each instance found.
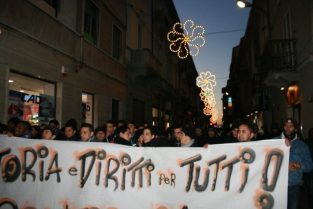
[196,70,218,119]
[167,19,205,59]
[203,106,212,116]
[196,71,216,91]
[200,89,214,101]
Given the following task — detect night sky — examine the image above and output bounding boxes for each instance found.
[173,0,250,123]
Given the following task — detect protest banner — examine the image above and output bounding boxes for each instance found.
[0,136,289,209]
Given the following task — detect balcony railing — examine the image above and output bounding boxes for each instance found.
[261,39,297,73]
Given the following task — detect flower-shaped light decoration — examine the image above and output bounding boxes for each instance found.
[167,19,205,59]
[204,97,216,109]
[196,71,216,91]
[200,89,214,101]
[196,70,218,118]
[203,106,212,116]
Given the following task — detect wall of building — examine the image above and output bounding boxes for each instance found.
[0,0,127,127]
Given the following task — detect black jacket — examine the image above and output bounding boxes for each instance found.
[114,137,132,146]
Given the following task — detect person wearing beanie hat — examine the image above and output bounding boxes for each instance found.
[279,118,313,209]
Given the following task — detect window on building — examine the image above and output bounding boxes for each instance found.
[8,72,56,125]
[113,25,122,60]
[82,92,94,124]
[112,99,119,122]
[84,0,99,45]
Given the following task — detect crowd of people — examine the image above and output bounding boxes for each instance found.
[1,117,313,209]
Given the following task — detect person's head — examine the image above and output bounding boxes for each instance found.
[49,119,60,129]
[143,126,156,144]
[173,124,184,141]
[237,122,255,142]
[64,124,76,139]
[106,120,115,135]
[283,118,298,140]
[195,127,203,137]
[80,123,94,141]
[231,127,239,139]
[115,126,131,141]
[127,122,137,135]
[116,120,127,128]
[65,118,78,130]
[7,117,19,133]
[15,121,31,137]
[42,127,57,140]
[94,127,106,141]
[31,125,41,139]
[207,127,216,138]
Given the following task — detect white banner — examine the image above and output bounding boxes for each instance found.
[0,136,289,209]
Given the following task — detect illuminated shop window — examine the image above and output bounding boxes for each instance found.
[8,72,55,125]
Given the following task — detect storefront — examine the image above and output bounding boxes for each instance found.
[7,72,56,125]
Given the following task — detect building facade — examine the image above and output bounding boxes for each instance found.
[0,0,201,128]
[126,0,201,129]
[223,0,313,137]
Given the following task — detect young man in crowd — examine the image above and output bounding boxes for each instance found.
[14,121,32,139]
[49,119,60,135]
[142,126,167,147]
[63,123,79,141]
[173,125,198,147]
[237,121,255,142]
[105,120,116,143]
[114,125,132,146]
[80,123,94,142]
[42,127,57,140]
[92,127,106,142]
[279,118,313,209]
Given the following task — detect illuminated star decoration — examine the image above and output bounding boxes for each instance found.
[167,19,205,59]
[196,71,218,124]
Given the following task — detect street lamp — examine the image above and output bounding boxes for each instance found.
[236,0,252,8]
[236,0,272,39]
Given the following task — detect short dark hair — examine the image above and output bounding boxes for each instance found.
[144,126,157,136]
[18,121,31,131]
[65,118,78,130]
[115,125,129,136]
[172,123,183,130]
[106,120,115,125]
[181,127,195,138]
[49,119,59,126]
[95,127,105,134]
[238,121,254,133]
[283,118,299,130]
[80,123,94,132]
[43,127,57,136]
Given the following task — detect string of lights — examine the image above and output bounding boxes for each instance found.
[167,19,205,59]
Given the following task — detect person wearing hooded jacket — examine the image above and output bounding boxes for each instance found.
[277,118,313,209]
